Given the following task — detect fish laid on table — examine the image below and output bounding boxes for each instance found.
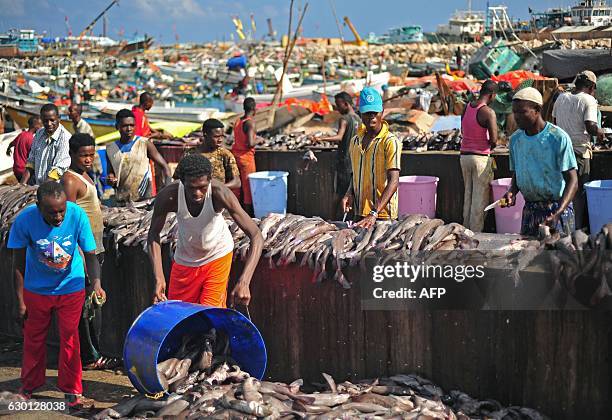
[0,184,38,248]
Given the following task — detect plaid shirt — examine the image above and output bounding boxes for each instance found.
[26,125,72,184]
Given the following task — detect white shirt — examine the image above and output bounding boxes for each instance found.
[552,92,598,159]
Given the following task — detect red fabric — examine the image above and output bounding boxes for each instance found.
[132,106,151,137]
[491,70,547,89]
[21,289,85,394]
[168,252,233,307]
[12,130,34,178]
[232,117,254,155]
[233,153,256,205]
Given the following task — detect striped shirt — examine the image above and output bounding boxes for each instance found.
[26,125,72,184]
[348,121,401,220]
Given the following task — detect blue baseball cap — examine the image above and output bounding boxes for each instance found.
[359,87,383,114]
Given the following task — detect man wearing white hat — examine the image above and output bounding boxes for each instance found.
[552,70,604,229]
[502,87,578,237]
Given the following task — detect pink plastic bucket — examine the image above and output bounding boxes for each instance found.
[398,176,439,218]
[490,178,525,234]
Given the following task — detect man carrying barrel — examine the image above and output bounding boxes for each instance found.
[148,153,263,308]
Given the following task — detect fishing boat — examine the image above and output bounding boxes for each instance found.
[155,61,200,83]
[88,101,235,123]
[570,0,612,26]
[224,72,391,112]
[437,1,485,42]
[368,26,424,44]
[4,103,116,137]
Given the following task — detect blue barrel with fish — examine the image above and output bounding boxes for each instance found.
[123,301,267,395]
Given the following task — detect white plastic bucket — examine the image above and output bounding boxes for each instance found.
[248,171,289,219]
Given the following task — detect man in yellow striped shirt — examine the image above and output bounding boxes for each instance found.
[342,87,401,229]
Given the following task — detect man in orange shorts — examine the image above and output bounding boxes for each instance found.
[147,153,263,307]
[231,97,262,216]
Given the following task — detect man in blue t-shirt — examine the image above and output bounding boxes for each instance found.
[502,87,578,236]
[7,181,105,407]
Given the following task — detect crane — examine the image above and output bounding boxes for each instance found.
[266,18,277,41]
[343,16,367,46]
[79,0,119,39]
[231,16,246,40]
[65,16,72,37]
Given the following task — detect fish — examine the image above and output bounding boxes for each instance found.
[155,398,190,417]
[240,377,263,403]
[410,219,445,253]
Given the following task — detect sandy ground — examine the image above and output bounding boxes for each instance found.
[0,335,137,419]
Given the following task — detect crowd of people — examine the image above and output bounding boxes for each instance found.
[5,92,265,408]
[4,69,605,406]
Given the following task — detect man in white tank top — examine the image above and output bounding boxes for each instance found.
[148,153,263,308]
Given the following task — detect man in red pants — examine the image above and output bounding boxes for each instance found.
[8,181,105,407]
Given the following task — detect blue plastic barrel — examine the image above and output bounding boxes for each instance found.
[123,301,267,395]
[227,55,247,70]
[248,171,289,219]
[585,180,612,234]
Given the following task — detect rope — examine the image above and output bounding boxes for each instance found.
[145,392,165,400]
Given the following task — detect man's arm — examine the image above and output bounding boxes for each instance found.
[545,169,578,228]
[48,137,71,181]
[12,248,26,325]
[147,183,176,303]
[83,251,105,300]
[316,118,347,143]
[585,121,604,143]
[244,120,259,148]
[481,107,498,148]
[225,154,241,190]
[355,169,400,229]
[214,182,263,306]
[341,178,354,214]
[146,141,173,180]
[62,173,82,202]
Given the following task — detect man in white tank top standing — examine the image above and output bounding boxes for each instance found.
[148,153,263,308]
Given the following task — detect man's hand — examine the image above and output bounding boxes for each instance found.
[106,174,118,187]
[16,301,27,327]
[229,280,251,307]
[153,279,167,304]
[501,191,516,207]
[341,195,353,214]
[544,212,560,229]
[355,214,377,229]
[596,130,605,144]
[91,279,106,302]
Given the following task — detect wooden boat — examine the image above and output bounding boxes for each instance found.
[4,103,116,137]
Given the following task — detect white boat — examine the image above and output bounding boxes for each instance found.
[224,72,390,112]
[570,0,612,26]
[437,1,486,41]
[88,101,233,123]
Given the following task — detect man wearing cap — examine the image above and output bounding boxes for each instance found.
[552,70,604,229]
[342,87,401,229]
[503,87,578,236]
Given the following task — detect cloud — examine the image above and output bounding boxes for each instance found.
[0,0,26,16]
[133,0,207,19]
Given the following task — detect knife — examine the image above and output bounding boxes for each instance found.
[484,199,503,212]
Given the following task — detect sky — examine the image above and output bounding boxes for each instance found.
[0,0,582,44]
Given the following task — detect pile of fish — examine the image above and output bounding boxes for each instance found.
[399,129,462,152]
[250,132,336,151]
[91,364,546,419]
[231,214,478,289]
[545,224,612,309]
[102,204,177,251]
[0,184,38,248]
[594,134,612,151]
